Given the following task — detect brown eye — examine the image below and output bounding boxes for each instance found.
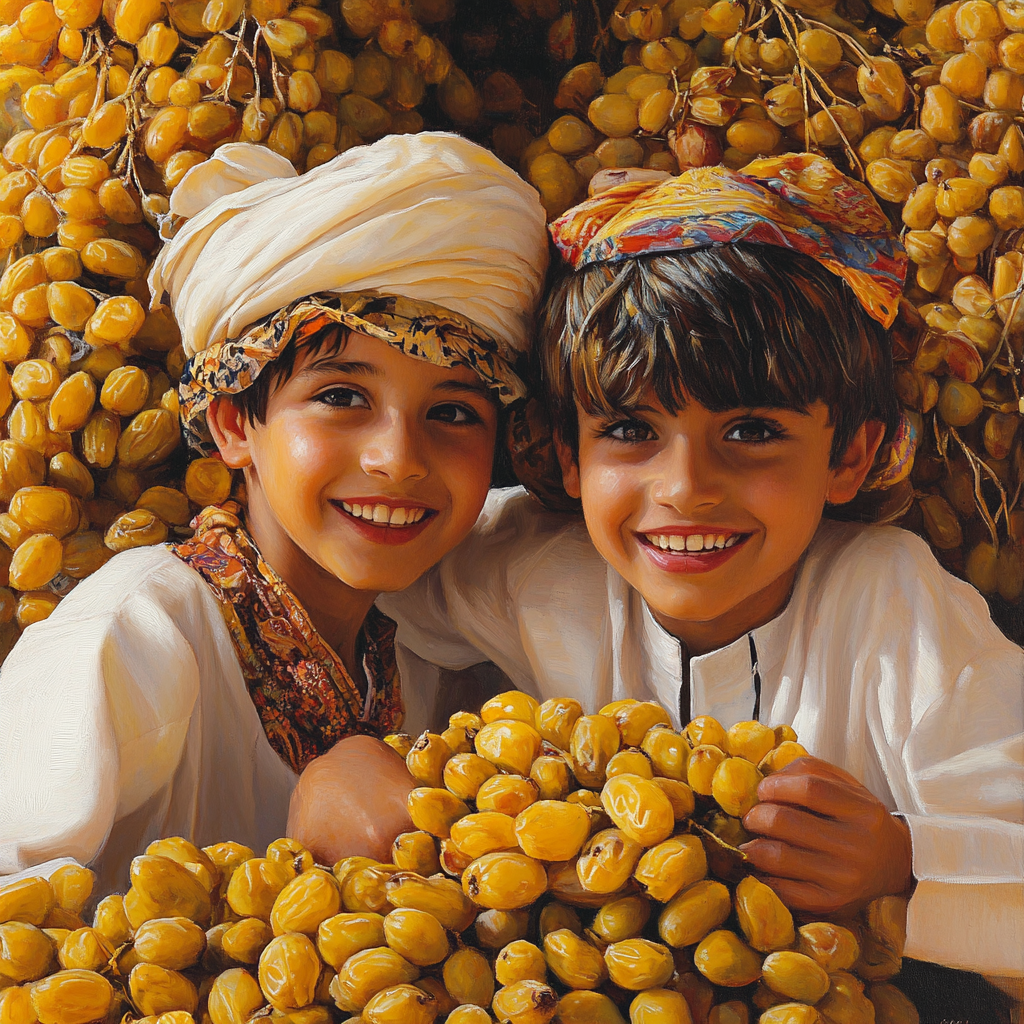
[429,403,481,425]
[316,387,369,408]
[606,419,655,443]
[724,419,786,443]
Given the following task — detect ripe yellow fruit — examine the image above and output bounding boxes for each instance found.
[543,928,607,989]
[761,951,830,1003]
[383,907,449,966]
[450,811,518,859]
[316,912,385,970]
[391,831,442,876]
[270,869,341,936]
[529,755,573,800]
[628,989,695,1023]
[475,720,542,776]
[482,690,541,725]
[9,533,62,590]
[0,921,53,981]
[603,938,674,991]
[442,947,494,1008]
[492,979,559,1024]
[711,757,763,817]
[384,873,476,933]
[734,876,795,953]
[658,880,732,948]
[128,962,199,1016]
[206,968,265,1024]
[221,917,273,964]
[694,929,763,987]
[600,774,674,846]
[515,800,590,861]
[462,853,547,910]
[576,828,642,894]
[30,970,113,1024]
[407,732,454,788]
[634,836,706,903]
[257,933,321,1012]
[408,787,470,838]
[362,983,438,1024]
[495,939,547,986]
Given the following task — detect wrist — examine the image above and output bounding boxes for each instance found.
[887,813,916,898]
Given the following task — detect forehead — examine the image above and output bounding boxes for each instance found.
[295,330,493,392]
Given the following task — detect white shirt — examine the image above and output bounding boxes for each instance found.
[379,486,1024,976]
[0,546,302,897]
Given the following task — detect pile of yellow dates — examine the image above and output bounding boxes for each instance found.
[0,695,918,1024]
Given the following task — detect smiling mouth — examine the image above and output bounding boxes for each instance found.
[338,501,431,527]
[642,531,747,552]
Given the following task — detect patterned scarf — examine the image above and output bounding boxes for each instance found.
[170,503,404,774]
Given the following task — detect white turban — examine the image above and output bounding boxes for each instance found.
[149,132,549,362]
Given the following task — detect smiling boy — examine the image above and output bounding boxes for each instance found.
[0,133,548,893]
[370,156,1024,977]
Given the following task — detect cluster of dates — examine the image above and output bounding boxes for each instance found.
[0,694,920,1024]
[882,0,1024,604]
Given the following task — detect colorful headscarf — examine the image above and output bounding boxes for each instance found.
[149,134,549,450]
[549,153,907,329]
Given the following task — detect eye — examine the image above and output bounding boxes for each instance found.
[602,418,657,443]
[724,418,787,444]
[428,402,482,425]
[315,387,369,408]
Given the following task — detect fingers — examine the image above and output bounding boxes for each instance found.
[742,801,850,853]
[751,874,857,916]
[756,760,874,819]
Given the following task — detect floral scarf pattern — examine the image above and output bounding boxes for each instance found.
[179,292,527,455]
[170,503,403,774]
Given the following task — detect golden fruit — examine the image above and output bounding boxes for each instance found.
[257,934,321,1011]
[475,721,542,776]
[391,832,441,876]
[408,787,470,839]
[557,990,627,1024]
[628,989,695,1023]
[481,691,540,725]
[495,939,546,986]
[491,979,558,1024]
[600,774,674,846]
[462,853,547,911]
[221,917,273,964]
[0,922,53,981]
[603,938,674,990]
[362,983,438,1024]
[442,947,494,1008]
[576,829,642,894]
[543,928,607,989]
[30,970,113,1024]
[711,757,763,818]
[529,756,573,800]
[206,967,265,1024]
[316,913,385,971]
[406,732,453,788]
[694,930,763,987]
[384,873,475,933]
[226,859,292,921]
[133,918,206,971]
[761,951,830,1003]
[585,897,647,946]
[734,876,795,952]
[641,727,690,781]
[534,696,583,748]
[475,775,538,817]
[515,800,590,861]
[383,908,449,966]
[473,909,528,950]
[658,880,732,948]
[271,870,340,936]
[634,836,706,902]
[128,963,199,1016]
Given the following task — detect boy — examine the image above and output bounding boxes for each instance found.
[295,155,1024,979]
[0,132,549,895]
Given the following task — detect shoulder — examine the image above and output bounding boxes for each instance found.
[21,543,217,639]
[797,519,1019,653]
[437,487,607,602]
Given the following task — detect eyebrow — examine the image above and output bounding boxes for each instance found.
[300,357,496,402]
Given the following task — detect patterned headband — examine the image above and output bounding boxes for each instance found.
[179,292,525,455]
[549,153,908,329]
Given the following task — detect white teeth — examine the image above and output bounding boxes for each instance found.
[343,503,427,527]
[646,532,742,552]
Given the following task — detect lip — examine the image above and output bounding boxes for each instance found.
[636,528,751,574]
[330,498,437,546]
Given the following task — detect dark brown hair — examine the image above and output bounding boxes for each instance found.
[541,245,900,466]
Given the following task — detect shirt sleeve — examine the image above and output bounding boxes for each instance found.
[838,528,1024,975]
[0,550,202,876]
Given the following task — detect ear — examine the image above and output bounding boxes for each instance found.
[552,431,581,500]
[826,419,886,505]
[206,397,254,470]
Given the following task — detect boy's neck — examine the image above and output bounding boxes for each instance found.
[653,564,799,658]
[244,488,378,682]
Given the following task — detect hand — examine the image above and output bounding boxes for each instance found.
[740,757,914,916]
[287,735,415,865]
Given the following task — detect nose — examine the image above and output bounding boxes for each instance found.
[359,409,429,483]
[651,432,724,514]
